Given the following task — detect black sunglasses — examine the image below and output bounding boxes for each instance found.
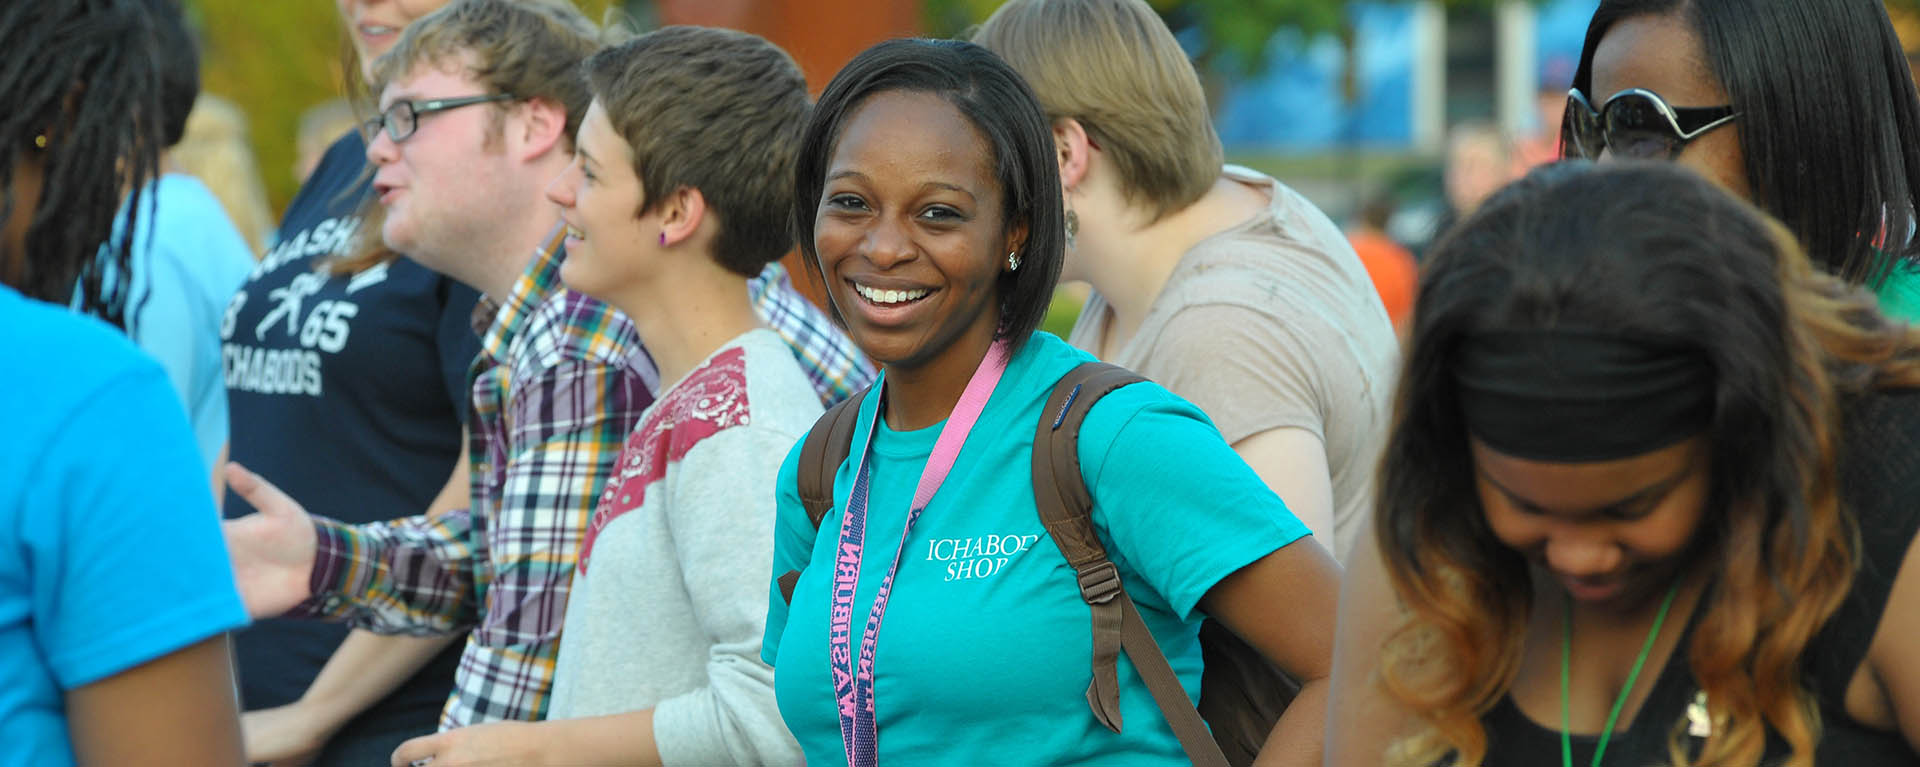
[1561,87,1737,161]
[362,93,517,143]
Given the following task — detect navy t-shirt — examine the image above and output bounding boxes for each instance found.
[221,131,478,733]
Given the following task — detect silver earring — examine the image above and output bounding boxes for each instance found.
[1007,251,1021,271]
[1065,208,1079,250]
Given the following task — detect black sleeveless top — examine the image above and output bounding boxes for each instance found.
[1478,388,1920,766]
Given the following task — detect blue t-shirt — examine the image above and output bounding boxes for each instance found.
[221,131,476,731]
[764,332,1310,765]
[0,284,249,766]
[110,173,256,470]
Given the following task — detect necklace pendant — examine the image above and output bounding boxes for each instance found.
[1686,690,1711,737]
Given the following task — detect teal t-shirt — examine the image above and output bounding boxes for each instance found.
[1877,262,1920,322]
[762,332,1311,765]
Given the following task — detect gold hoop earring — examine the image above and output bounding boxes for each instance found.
[1007,251,1021,271]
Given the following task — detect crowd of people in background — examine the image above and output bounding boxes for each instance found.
[3,0,1919,766]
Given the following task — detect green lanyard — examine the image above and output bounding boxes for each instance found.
[1559,583,1680,767]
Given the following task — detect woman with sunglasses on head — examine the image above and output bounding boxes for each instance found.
[223,0,486,763]
[762,38,1341,766]
[1324,162,1920,766]
[1,1,250,763]
[1561,0,1920,320]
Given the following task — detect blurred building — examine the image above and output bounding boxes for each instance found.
[1213,0,1599,155]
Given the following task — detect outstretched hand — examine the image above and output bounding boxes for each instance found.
[222,463,318,618]
[390,721,545,767]
[241,702,328,767]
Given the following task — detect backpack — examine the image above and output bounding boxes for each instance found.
[773,361,1298,767]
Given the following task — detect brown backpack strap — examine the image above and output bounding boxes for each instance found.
[777,386,871,604]
[1031,363,1229,767]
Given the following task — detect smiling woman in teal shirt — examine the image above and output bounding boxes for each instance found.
[762,38,1341,767]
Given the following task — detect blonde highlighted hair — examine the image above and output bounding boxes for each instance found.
[973,0,1221,220]
[1374,162,1919,767]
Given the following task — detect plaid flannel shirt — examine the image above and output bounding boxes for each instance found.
[299,231,873,727]
[752,260,875,405]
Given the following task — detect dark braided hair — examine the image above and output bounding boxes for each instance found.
[0,0,165,330]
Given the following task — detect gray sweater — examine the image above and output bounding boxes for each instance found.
[548,330,819,765]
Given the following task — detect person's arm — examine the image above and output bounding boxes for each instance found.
[1086,392,1340,767]
[387,713,655,767]
[1232,428,1336,546]
[243,632,458,766]
[390,425,800,767]
[1867,529,1920,750]
[225,464,480,633]
[242,437,472,765]
[435,350,655,725]
[1201,539,1341,767]
[68,635,243,767]
[1324,518,1421,767]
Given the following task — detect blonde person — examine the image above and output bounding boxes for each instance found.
[172,94,277,255]
[975,0,1398,560]
[294,99,360,186]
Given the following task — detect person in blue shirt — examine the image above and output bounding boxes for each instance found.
[763,39,1341,766]
[0,1,250,764]
[110,1,256,475]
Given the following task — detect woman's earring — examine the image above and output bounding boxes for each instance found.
[32,134,47,150]
[1007,251,1021,271]
[1065,208,1078,250]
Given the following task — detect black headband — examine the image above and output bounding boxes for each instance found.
[1451,329,1714,462]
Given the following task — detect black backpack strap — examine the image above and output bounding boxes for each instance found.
[1031,362,1229,767]
[776,386,870,604]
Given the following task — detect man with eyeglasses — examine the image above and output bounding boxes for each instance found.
[220,0,873,753]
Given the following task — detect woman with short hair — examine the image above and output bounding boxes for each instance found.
[974,0,1399,560]
[763,37,1339,766]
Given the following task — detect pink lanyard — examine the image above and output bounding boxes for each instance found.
[829,340,1010,767]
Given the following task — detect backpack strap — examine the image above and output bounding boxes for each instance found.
[1032,362,1229,767]
[776,386,870,604]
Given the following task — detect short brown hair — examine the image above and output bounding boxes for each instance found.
[583,27,811,277]
[974,0,1222,220]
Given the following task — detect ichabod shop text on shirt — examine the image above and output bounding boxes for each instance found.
[924,534,1040,581]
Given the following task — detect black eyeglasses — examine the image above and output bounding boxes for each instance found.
[1561,87,1737,161]
[362,93,517,143]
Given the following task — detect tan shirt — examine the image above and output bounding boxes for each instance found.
[1068,166,1399,560]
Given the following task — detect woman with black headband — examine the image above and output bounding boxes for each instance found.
[1324,162,1920,766]
[1561,0,1920,320]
